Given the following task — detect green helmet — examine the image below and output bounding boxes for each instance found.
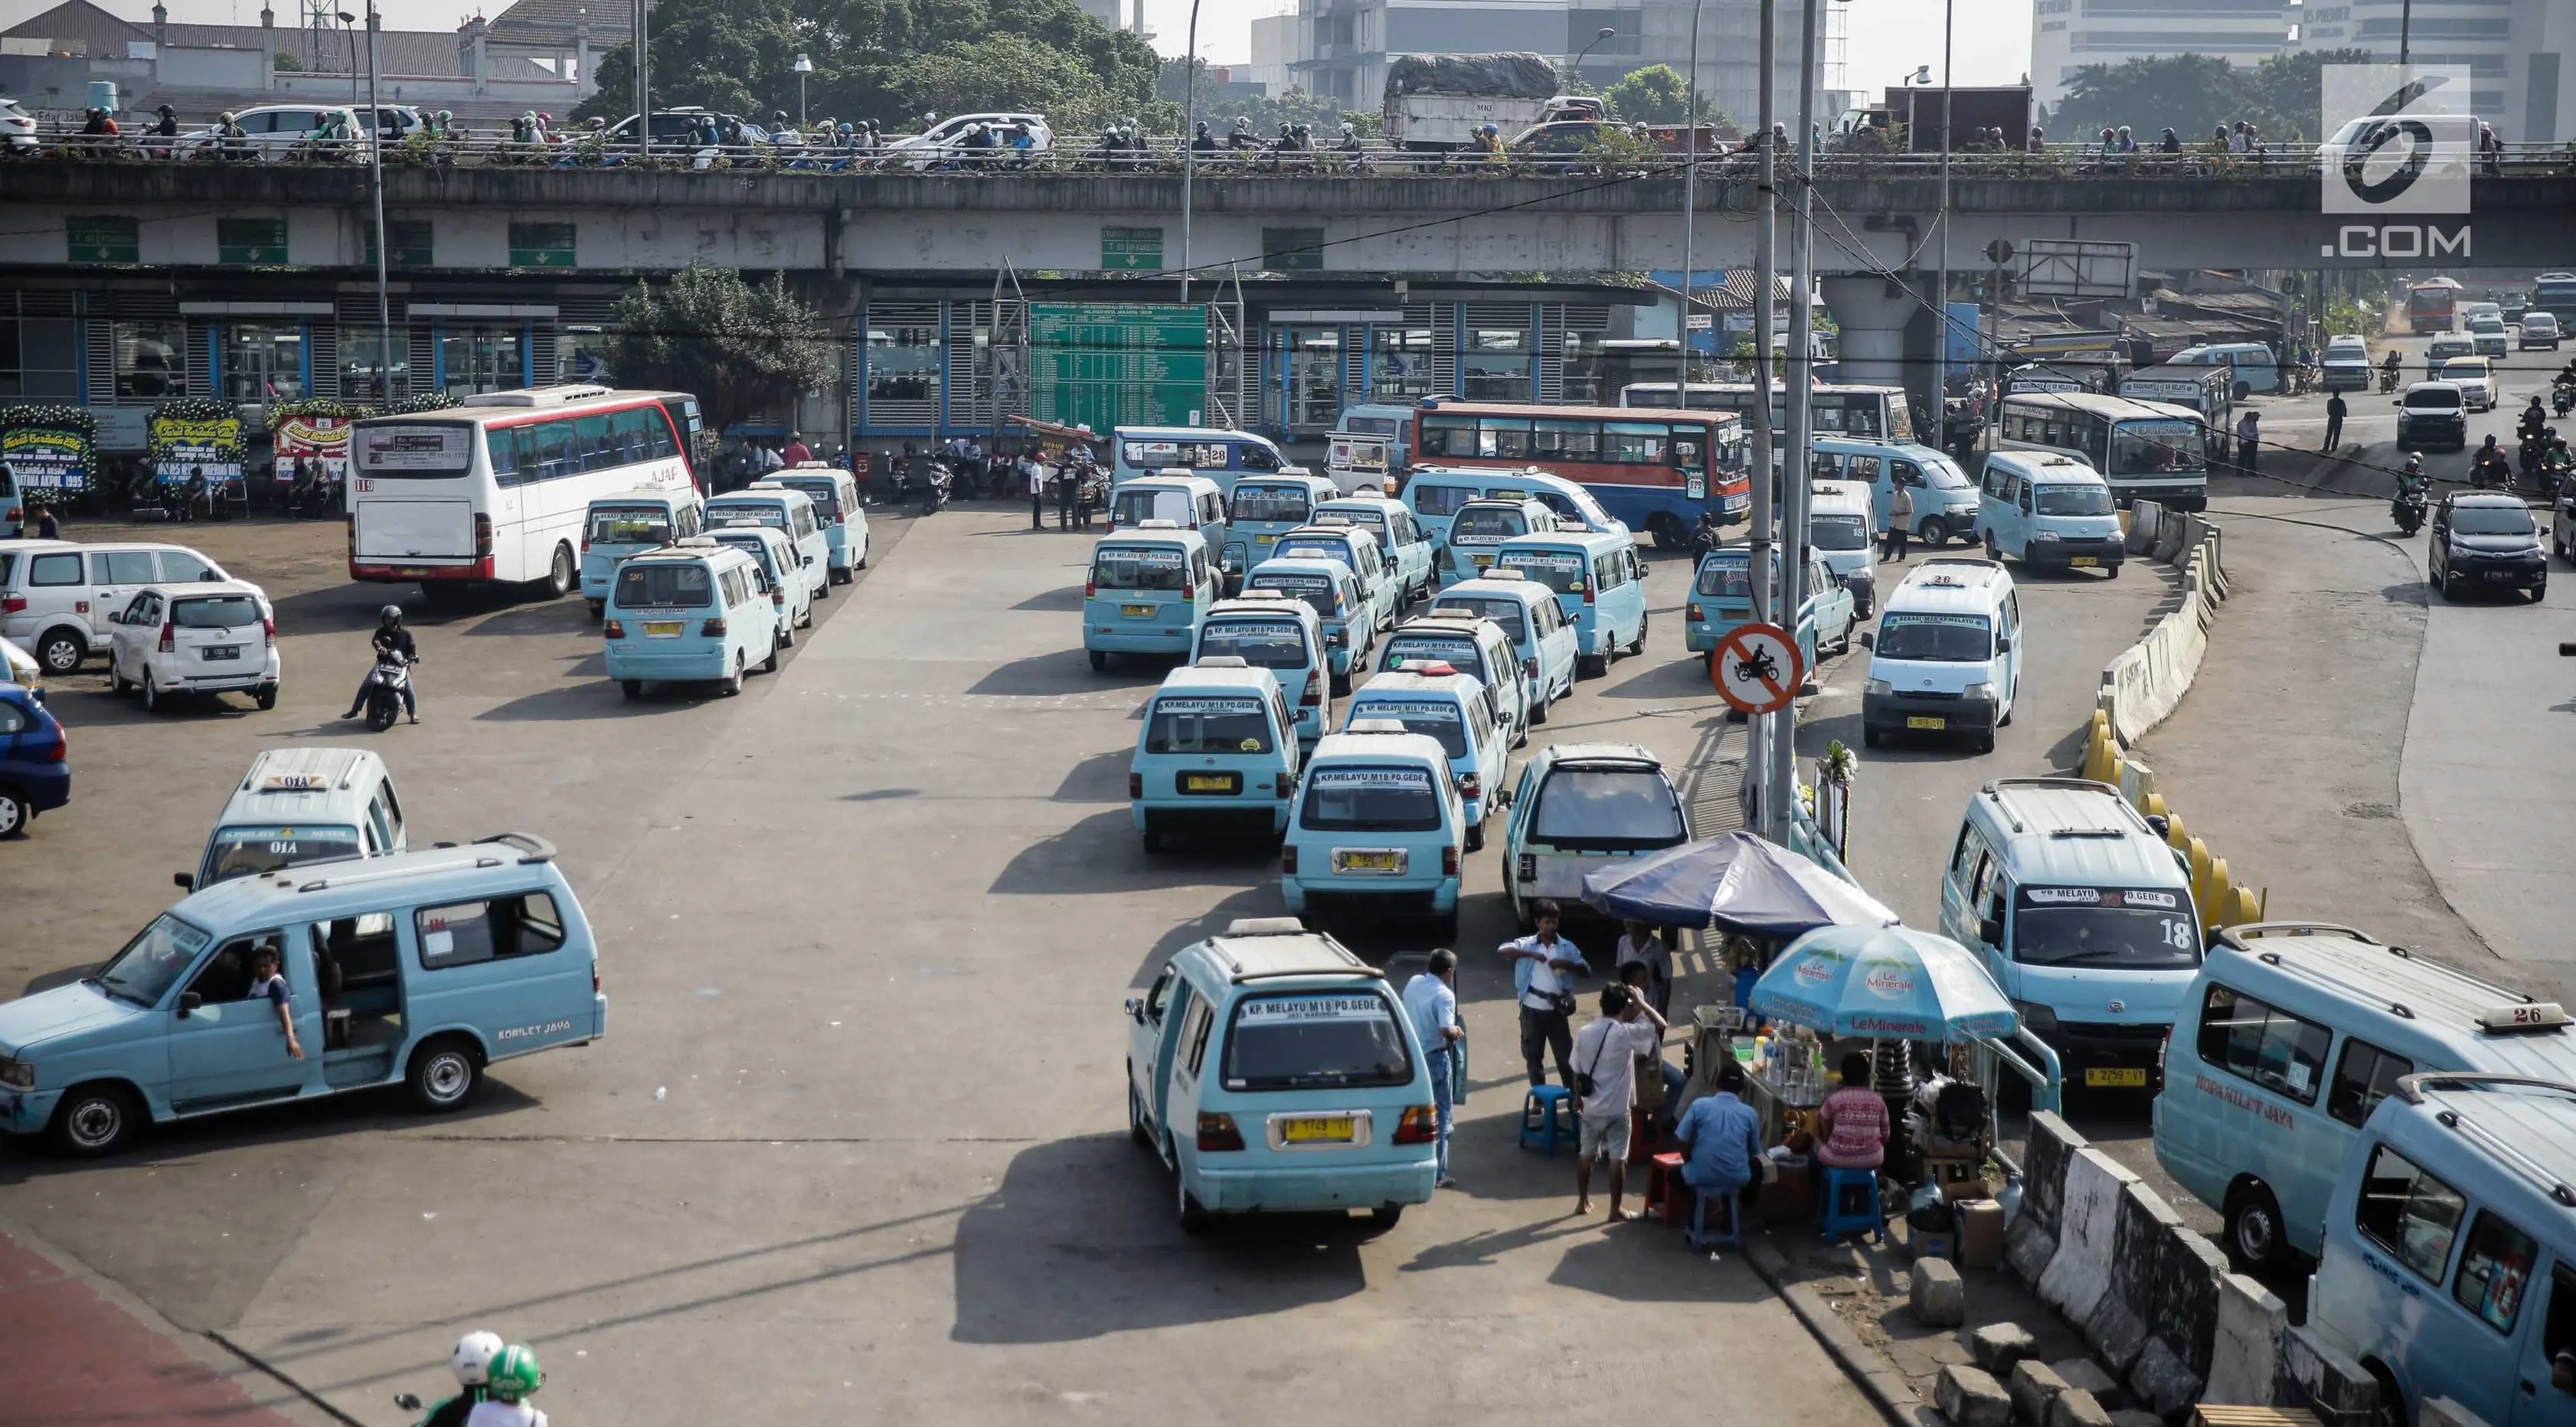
[485,1344,543,1400]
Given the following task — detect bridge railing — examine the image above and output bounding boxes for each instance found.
[16,125,2575,181]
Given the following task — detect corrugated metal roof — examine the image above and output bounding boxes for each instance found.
[484,0,631,49]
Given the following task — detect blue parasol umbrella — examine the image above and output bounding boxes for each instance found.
[1749,923,2019,1042]
[1579,831,1899,937]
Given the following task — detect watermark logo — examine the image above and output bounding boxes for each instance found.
[2319,64,2472,217]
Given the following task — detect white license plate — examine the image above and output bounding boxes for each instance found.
[2485,570,2516,581]
[201,645,240,660]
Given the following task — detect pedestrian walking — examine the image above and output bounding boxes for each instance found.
[1499,900,1589,1090]
[1025,454,1047,529]
[1570,983,1668,1220]
[1878,478,1914,562]
[2236,410,2261,478]
[2323,391,2347,452]
[1401,949,1464,1189]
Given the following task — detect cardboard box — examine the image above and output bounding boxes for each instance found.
[1911,1228,1957,1262]
[1955,1197,2006,1269]
[1757,1158,1814,1222]
[1941,1174,1995,1203]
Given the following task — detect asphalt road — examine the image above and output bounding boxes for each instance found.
[1,506,1883,1425]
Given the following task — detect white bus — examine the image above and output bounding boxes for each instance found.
[1619,381,1915,444]
[1993,390,2208,511]
[348,386,701,596]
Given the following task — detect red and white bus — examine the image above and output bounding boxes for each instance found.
[1409,400,1748,547]
[348,385,701,596]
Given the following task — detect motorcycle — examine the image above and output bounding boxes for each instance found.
[2378,366,2400,393]
[361,650,413,731]
[2555,380,2574,419]
[2392,487,2427,535]
[921,461,951,515]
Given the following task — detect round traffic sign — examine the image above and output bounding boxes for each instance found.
[1711,622,1804,715]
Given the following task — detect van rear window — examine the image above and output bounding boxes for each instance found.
[1497,549,1586,593]
[1231,485,1313,524]
[1221,991,1414,1092]
[1247,573,1333,616]
[1531,768,1685,848]
[1382,633,1484,676]
[1428,597,1526,644]
[1198,620,1310,669]
[1299,766,1442,831]
[172,596,263,629]
[589,505,675,544]
[708,502,789,530]
[1695,555,1752,598]
[775,480,840,516]
[1450,508,1530,543]
[614,563,714,608]
[1146,697,1273,754]
[1093,546,1188,592]
[1347,699,1466,757]
[1411,485,1477,518]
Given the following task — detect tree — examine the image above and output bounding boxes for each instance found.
[2048,48,2374,145]
[1602,65,1717,126]
[602,266,835,438]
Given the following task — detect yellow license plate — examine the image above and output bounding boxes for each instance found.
[2070,556,2099,567]
[1282,1116,1355,1143]
[1338,850,1401,871]
[1472,553,1494,569]
[1123,604,1156,617]
[642,621,684,637]
[1256,534,1277,544]
[2085,1067,2149,1088]
[1185,773,1234,792]
[1906,716,1947,730]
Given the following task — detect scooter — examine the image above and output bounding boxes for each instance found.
[361,650,413,731]
[2392,487,2427,535]
[2555,380,2574,419]
[2378,366,2400,393]
[921,462,951,515]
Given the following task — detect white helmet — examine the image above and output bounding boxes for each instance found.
[452,1331,505,1387]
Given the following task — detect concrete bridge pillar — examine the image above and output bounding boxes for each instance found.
[1819,275,1917,387]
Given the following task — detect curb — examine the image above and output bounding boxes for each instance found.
[1743,1230,1924,1427]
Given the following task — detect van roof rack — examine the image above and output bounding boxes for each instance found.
[2397,1073,2576,1207]
[289,831,554,893]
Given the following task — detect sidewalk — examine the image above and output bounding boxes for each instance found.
[0,1225,324,1427]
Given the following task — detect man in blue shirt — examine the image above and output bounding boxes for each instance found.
[1401,949,1463,1188]
[1497,900,1588,1089]
[1674,1061,1762,1208]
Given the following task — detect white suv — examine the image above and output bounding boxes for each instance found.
[105,581,281,713]
[0,97,38,152]
[182,104,374,161]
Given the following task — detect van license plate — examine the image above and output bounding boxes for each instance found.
[202,645,240,660]
[1256,534,1277,544]
[643,621,684,637]
[1906,716,1947,730]
[1335,849,1404,873]
[2085,1068,2149,1088]
[1282,1116,1355,1144]
[2069,557,2099,567]
[1183,772,1239,793]
[1472,553,1494,569]
[1123,604,1156,616]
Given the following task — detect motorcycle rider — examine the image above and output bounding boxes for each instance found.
[2393,453,2430,529]
[343,605,420,723]
[417,1331,505,1427]
[463,1344,545,1427]
[2521,394,2549,444]
[2471,433,2513,489]
[1192,121,1218,156]
[2381,348,2403,390]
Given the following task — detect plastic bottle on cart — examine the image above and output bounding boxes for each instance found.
[1754,1034,1770,1073]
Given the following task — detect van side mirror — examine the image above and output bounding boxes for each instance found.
[178,992,202,1017]
[1124,998,1143,1024]
[107,612,124,625]
[173,872,195,890]
[1996,636,2012,654]
[1978,917,2002,946]
[2144,815,2170,840]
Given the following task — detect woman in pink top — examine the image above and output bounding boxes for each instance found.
[1813,1052,1891,1171]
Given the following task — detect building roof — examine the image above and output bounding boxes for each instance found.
[482,0,629,51]
[1659,269,1801,314]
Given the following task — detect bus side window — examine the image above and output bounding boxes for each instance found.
[488,430,522,488]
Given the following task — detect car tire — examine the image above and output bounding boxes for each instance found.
[255,684,277,711]
[1466,821,1486,853]
[2440,570,2460,600]
[48,1082,139,1157]
[1176,1154,1212,1233]
[2223,1181,2290,1275]
[1984,531,2000,560]
[1579,652,1607,679]
[856,538,869,570]
[543,543,574,598]
[779,622,795,649]
[2234,380,2252,402]
[832,567,852,586]
[35,629,84,676]
[1531,689,1551,726]
[109,664,129,697]
[1864,726,1882,748]
[1331,668,1352,695]
[1089,649,1110,672]
[0,787,27,839]
[1369,1205,1405,1227]
[621,679,642,701]
[721,654,744,697]
[404,1037,482,1113]
[1917,516,1951,547]
[587,599,606,621]
[142,678,163,714]
[761,638,781,674]
[1128,1076,1152,1148]
[1626,612,1648,658]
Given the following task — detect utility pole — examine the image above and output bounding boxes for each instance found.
[632,0,649,160]
[1768,0,1819,846]
[2398,0,2412,65]
[1747,0,1777,838]
[366,2,388,398]
[1930,0,1953,438]
[1178,0,1205,304]
[1678,0,1703,413]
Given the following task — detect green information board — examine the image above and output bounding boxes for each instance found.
[1100,226,1165,271]
[1028,303,1208,434]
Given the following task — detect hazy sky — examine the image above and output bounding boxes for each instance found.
[21,0,2038,95]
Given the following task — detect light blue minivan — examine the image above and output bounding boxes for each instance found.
[2154,921,2576,1275]
[1193,594,1331,746]
[1125,919,1439,1230]
[2310,1073,2576,1427]
[1270,524,1398,636]
[580,488,706,619]
[603,540,782,699]
[1685,545,1855,677]
[1244,557,1371,693]
[1439,498,1561,589]
[1313,495,1437,606]
[1493,530,1646,678]
[0,832,605,1156]
[1937,777,2202,1094]
[704,489,831,606]
[1112,426,1290,493]
[1131,662,1299,849]
[749,465,870,584]
[1223,472,1341,581]
[1975,451,2126,576]
[1085,524,1217,671]
[1428,571,1581,725]
[1344,666,1511,850]
[1280,723,1466,939]
[1809,438,1984,549]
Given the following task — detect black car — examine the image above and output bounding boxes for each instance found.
[2429,492,2547,602]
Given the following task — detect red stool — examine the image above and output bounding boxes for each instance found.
[1647,1152,1688,1223]
[1628,1107,1666,1165]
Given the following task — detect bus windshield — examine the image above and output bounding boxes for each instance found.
[2107,419,2206,475]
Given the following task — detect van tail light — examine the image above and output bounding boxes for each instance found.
[1459,772,1481,803]
[1582,583,1595,606]
[1393,1105,1439,1144]
[1085,576,1097,598]
[701,618,727,638]
[580,529,590,553]
[1522,657,1537,681]
[1281,845,1299,875]
[603,619,626,639]
[1182,580,1195,601]
[1302,671,1322,707]
[1197,1112,1247,1152]
[1273,772,1293,798]
[1441,846,1460,877]
[158,622,175,654]
[2,596,24,614]
[773,587,786,609]
[593,962,601,994]
[1687,601,1704,621]
[1129,772,1143,798]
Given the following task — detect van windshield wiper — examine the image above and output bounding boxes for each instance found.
[83,976,146,1007]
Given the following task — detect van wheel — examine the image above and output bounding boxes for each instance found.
[142,678,164,715]
[1984,531,2000,560]
[1089,649,1110,672]
[110,665,130,697]
[2234,380,2253,403]
[2105,561,2122,580]
[543,543,574,598]
[1330,668,1352,696]
[35,628,85,676]
[620,679,642,701]
[2223,1183,2290,1275]
[855,538,869,570]
[255,684,278,711]
[1579,652,1607,679]
[761,639,781,674]
[49,1082,139,1157]
[1127,1076,1152,1147]
[1531,690,1551,727]
[1917,516,1951,547]
[587,599,605,621]
[1176,1153,1213,1233]
[405,1037,482,1112]
[1626,612,1648,657]
[1466,821,1486,853]
[1369,1205,1405,1227]
[2362,1363,2406,1427]
[721,655,744,697]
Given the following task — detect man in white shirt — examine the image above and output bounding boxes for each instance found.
[1569,983,1668,1219]
[1401,949,1464,1188]
[1499,899,1589,1089]
[1025,455,1047,529]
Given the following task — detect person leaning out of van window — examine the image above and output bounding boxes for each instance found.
[247,945,305,1061]
[1499,899,1589,1090]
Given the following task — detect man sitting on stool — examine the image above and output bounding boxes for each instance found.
[1673,1060,1764,1228]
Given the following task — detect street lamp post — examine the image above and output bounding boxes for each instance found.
[336,11,357,106]
[1677,5,1701,415]
[793,52,812,131]
[1931,0,1955,441]
[1571,25,1617,83]
[1766,0,1819,845]
[1179,0,1205,304]
[1746,0,1779,834]
[365,2,388,402]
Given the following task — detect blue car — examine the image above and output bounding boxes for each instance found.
[0,684,67,837]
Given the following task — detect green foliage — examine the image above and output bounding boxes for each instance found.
[574,0,1167,136]
[1602,65,1717,126]
[602,266,836,437]
[2048,47,2374,145]
[1161,64,1379,137]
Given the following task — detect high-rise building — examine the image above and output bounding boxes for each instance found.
[2029,0,2290,112]
[2293,0,2571,141]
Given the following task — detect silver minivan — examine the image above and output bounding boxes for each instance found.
[0,540,234,675]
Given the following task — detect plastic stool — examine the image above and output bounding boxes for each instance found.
[1689,1180,1742,1250]
[1627,1106,1666,1165]
[1816,1165,1885,1243]
[1518,1085,1575,1157]
[1646,1152,1688,1222]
